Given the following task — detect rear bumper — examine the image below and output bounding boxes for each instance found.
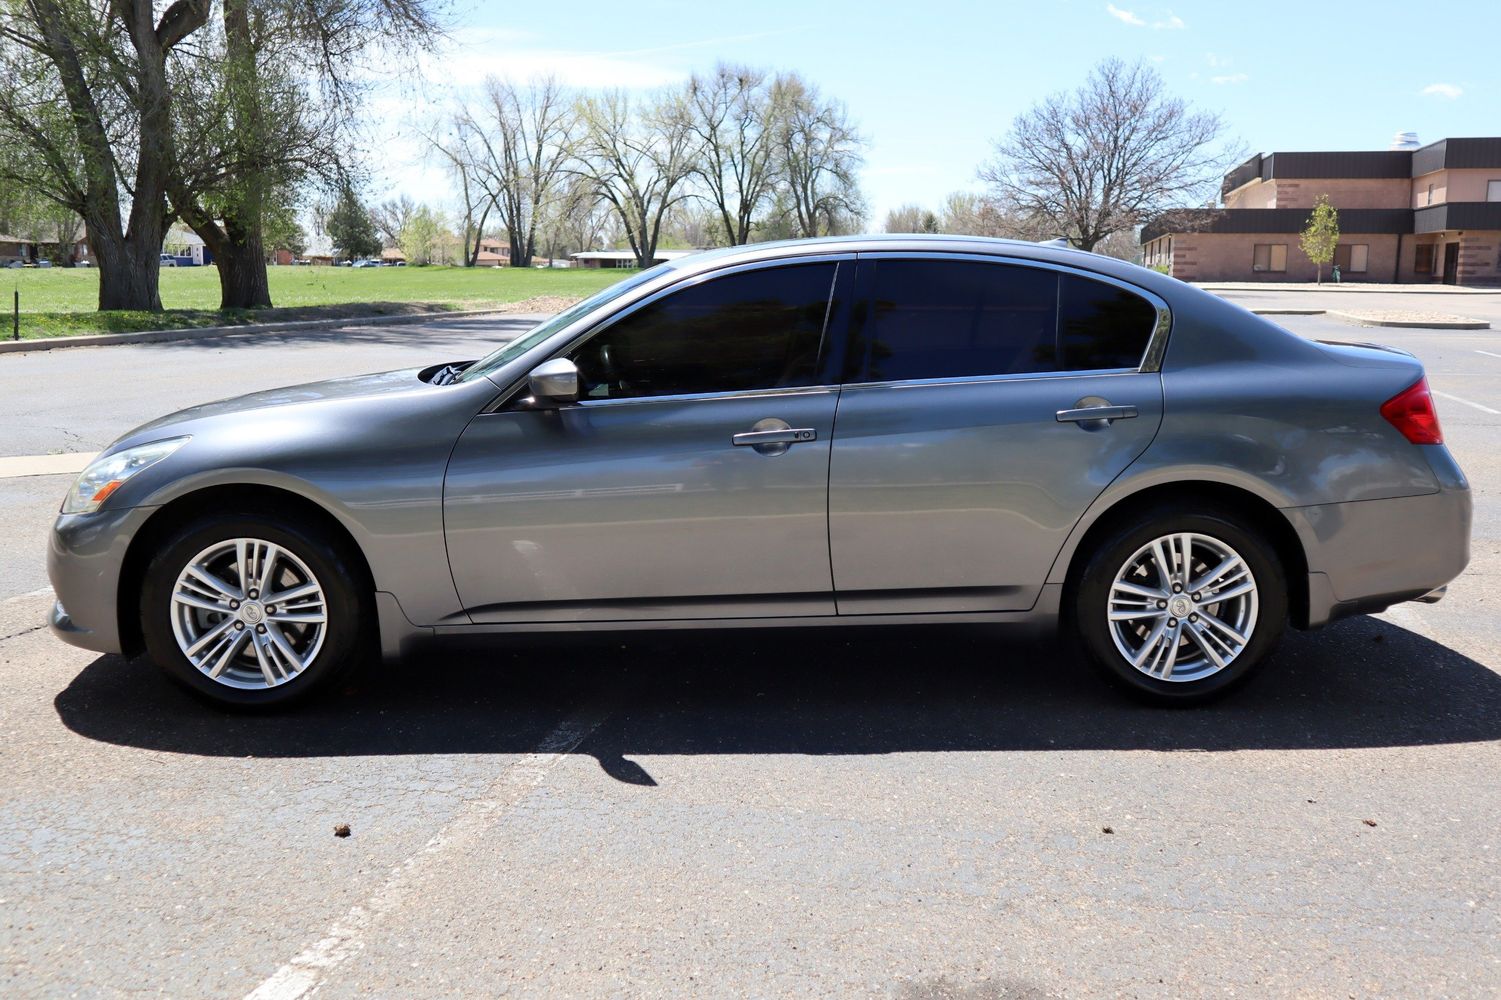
[1289,481,1471,628]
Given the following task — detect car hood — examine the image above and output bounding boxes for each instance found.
[102,366,495,463]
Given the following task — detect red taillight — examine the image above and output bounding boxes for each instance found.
[1380,377,1443,445]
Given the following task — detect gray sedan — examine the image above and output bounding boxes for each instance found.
[46,236,1471,707]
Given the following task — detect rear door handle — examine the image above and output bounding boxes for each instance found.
[732,428,817,446]
[1056,404,1138,423]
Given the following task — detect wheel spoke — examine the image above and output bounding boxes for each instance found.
[251,631,282,686]
[267,610,326,624]
[254,543,281,595]
[1197,610,1249,648]
[265,580,320,605]
[184,616,236,658]
[174,591,233,614]
[265,623,306,675]
[184,564,242,602]
[1109,608,1163,622]
[1112,579,1167,601]
[1131,617,1170,668]
[1206,579,1255,603]
[1189,555,1242,595]
[1150,540,1174,589]
[1184,621,1227,669]
[207,629,250,678]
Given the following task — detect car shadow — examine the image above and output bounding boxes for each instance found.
[53,616,1501,785]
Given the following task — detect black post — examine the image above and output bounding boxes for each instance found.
[11,289,17,341]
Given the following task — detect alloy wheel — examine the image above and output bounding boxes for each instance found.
[1105,531,1259,683]
[168,538,329,689]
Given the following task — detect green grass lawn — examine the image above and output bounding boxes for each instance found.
[2,265,632,339]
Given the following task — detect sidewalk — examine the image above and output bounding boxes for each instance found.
[1196,281,1495,294]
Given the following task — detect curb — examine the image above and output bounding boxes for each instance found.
[1327,311,1490,330]
[0,307,530,355]
[1251,308,1326,316]
[1200,284,1495,295]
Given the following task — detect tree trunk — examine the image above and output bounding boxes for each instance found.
[93,238,163,311]
[212,233,271,309]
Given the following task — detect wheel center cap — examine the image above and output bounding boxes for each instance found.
[1169,596,1192,618]
[240,602,263,624]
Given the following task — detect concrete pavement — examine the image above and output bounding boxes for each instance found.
[2,306,1499,998]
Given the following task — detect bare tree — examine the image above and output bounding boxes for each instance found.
[572,88,698,269]
[980,58,1230,251]
[535,176,614,262]
[883,203,938,234]
[685,63,779,245]
[770,73,865,238]
[937,191,1050,241]
[457,77,573,267]
[371,195,417,248]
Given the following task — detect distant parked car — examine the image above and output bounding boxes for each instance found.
[159,254,177,268]
[351,259,381,268]
[74,260,91,268]
[34,259,51,268]
[45,235,1471,708]
[3,260,24,269]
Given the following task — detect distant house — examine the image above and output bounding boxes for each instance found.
[380,247,406,264]
[475,240,510,267]
[1,228,90,266]
[162,229,212,266]
[569,249,695,269]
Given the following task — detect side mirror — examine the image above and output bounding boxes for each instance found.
[527,358,580,406]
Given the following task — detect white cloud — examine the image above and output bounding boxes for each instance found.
[1211,73,1249,85]
[1153,11,1186,29]
[1106,4,1146,25]
[1205,52,1228,69]
[1420,82,1463,99]
[1148,54,1167,63]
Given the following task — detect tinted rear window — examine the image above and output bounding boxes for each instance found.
[854,260,1157,382]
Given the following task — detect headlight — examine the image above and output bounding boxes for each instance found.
[62,437,190,514]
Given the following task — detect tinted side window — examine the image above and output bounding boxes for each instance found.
[862,260,1058,382]
[1058,273,1158,371]
[572,263,836,399]
[855,260,1157,382]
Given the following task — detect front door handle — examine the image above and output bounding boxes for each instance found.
[732,418,817,456]
[1056,403,1138,424]
[732,428,818,446]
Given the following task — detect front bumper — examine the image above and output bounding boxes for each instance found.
[46,505,157,655]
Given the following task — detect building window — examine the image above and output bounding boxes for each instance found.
[1426,183,1435,206]
[1415,244,1435,275]
[1334,244,1369,274]
[1488,180,1501,202]
[1252,244,1287,273]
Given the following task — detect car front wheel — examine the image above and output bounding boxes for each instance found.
[139,511,369,708]
[1073,506,1288,703]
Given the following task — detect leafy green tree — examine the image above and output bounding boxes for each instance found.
[1300,195,1340,284]
[398,204,447,265]
[262,194,309,258]
[323,187,382,261]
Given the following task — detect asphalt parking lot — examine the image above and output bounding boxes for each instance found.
[2,302,1499,997]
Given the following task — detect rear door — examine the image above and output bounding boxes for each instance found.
[828,254,1167,614]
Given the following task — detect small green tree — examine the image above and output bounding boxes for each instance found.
[398,205,446,265]
[1301,195,1340,285]
[323,187,382,261]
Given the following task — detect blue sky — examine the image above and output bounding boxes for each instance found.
[378,0,1500,225]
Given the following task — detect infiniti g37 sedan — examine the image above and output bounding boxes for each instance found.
[47,235,1471,707]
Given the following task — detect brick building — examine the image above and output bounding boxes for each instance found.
[1141,136,1501,285]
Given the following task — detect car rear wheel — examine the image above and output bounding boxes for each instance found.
[1072,506,1287,703]
[139,511,369,708]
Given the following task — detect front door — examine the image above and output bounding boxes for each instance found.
[1442,243,1460,285]
[444,260,848,623]
[828,255,1166,614]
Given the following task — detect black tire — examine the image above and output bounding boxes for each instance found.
[1071,504,1287,705]
[139,509,371,709]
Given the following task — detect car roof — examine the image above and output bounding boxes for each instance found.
[663,233,1161,289]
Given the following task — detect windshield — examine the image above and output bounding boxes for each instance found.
[456,265,670,383]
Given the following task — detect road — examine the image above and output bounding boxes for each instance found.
[1,304,1498,998]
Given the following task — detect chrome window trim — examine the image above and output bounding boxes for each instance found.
[839,368,1156,393]
[571,384,840,410]
[849,250,1173,381]
[485,253,854,413]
